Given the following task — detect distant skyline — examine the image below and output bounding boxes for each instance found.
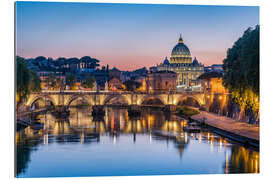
[16,2,259,71]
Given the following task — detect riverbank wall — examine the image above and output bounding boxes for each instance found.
[190,111,259,149]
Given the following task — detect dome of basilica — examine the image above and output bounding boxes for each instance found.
[171,41,191,56]
[170,35,192,64]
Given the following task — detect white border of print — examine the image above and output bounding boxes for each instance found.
[1,0,269,180]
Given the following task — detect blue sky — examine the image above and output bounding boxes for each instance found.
[16,2,259,70]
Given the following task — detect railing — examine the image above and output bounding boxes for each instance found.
[17,107,47,117]
[37,90,206,95]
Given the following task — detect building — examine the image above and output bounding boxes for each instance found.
[149,66,158,73]
[198,72,228,93]
[204,66,212,73]
[157,35,204,89]
[109,67,121,80]
[120,67,148,83]
[120,71,130,82]
[211,64,223,72]
[134,76,145,84]
[92,68,109,90]
[109,77,124,91]
[147,71,177,92]
[204,64,223,73]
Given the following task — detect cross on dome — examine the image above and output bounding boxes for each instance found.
[178,33,183,43]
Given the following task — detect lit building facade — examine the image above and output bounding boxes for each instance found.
[157,35,204,89]
[109,77,124,91]
[198,72,228,94]
[147,71,177,92]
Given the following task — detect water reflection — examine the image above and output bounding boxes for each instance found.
[16,107,259,177]
[16,130,41,175]
[227,146,259,173]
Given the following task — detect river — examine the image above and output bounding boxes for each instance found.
[16,106,259,177]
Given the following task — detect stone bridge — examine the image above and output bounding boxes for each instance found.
[26,90,208,109]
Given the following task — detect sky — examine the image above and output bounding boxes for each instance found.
[16,2,259,71]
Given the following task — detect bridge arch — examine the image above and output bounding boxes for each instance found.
[103,94,129,105]
[176,95,203,107]
[140,95,165,105]
[28,95,56,109]
[66,94,93,108]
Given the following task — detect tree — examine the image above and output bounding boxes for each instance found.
[80,56,100,69]
[65,73,77,90]
[82,75,95,89]
[123,80,141,91]
[56,57,66,73]
[16,56,41,111]
[223,25,259,113]
[16,56,30,104]
[67,57,80,71]
[29,70,41,92]
[35,56,47,62]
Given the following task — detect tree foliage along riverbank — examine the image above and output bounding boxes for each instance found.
[176,106,200,117]
[81,75,95,89]
[65,73,77,90]
[16,56,41,105]
[123,80,142,91]
[223,25,259,114]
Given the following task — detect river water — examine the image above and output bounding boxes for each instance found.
[16,107,259,177]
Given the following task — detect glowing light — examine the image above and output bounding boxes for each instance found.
[43,133,48,145]
[199,133,202,143]
[225,150,229,173]
[207,132,210,144]
[80,132,84,144]
[173,121,177,130]
[113,135,116,144]
[180,132,184,137]
[184,132,188,143]
[16,133,20,144]
[219,138,222,148]
[148,115,155,128]
[255,159,258,173]
[210,137,214,152]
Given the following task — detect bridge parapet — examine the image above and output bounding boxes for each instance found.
[37,90,205,95]
[27,90,230,109]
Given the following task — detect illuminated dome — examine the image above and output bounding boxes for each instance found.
[170,34,192,64]
[192,57,199,65]
[163,57,170,65]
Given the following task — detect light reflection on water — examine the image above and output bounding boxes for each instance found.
[16,107,259,177]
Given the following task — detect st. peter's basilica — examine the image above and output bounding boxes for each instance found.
[157,35,204,90]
